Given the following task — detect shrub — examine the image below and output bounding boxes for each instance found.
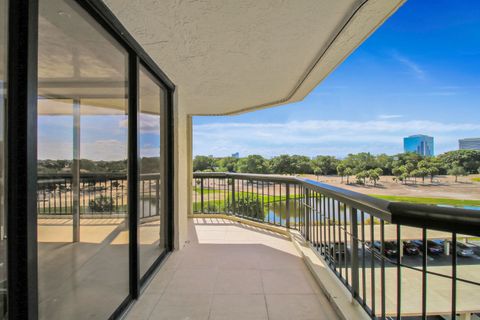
[89,195,113,213]
[232,197,264,220]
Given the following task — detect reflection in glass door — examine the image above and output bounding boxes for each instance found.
[37,0,129,318]
[139,66,167,278]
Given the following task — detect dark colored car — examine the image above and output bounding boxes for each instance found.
[411,240,443,255]
[455,242,475,257]
[323,242,347,259]
[369,241,398,258]
[403,241,420,255]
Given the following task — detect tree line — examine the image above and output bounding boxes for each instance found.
[193,150,480,185]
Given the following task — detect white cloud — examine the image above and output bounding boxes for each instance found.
[119,114,160,134]
[392,52,425,80]
[193,119,480,157]
[39,139,127,161]
[377,114,403,119]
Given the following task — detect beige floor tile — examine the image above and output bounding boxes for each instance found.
[143,267,176,294]
[165,268,218,294]
[148,293,212,320]
[125,293,161,320]
[266,294,339,320]
[262,269,315,294]
[258,250,305,270]
[214,269,263,294]
[209,294,268,320]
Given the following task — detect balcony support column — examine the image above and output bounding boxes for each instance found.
[173,89,190,249]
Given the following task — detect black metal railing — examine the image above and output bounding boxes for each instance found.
[37,173,161,219]
[193,172,480,319]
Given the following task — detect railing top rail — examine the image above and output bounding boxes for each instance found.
[389,202,480,236]
[192,172,480,235]
[299,178,392,221]
[37,172,160,180]
[193,171,298,183]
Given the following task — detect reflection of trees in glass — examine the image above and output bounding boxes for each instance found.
[140,157,161,174]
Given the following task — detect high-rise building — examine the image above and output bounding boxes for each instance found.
[231,152,240,158]
[459,138,480,150]
[403,134,434,156]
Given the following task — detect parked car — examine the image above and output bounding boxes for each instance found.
[455,242,475,257]
[403,241,420,256]
[411,240,443,255]
[322,242,347,259]
[368,241,398,258]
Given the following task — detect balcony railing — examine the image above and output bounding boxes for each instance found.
[37,173,161,219]
[193,172,480,319]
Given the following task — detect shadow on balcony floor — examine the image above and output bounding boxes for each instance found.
[126,217,339,320]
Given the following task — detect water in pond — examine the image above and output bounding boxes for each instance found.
[262,199,480,227]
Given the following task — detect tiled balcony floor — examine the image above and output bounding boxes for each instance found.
[126,218,338,320]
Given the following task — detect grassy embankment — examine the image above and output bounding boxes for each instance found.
[192,188,303,212]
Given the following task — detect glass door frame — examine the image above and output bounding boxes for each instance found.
[6,0,175,319]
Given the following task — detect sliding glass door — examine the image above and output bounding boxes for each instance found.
[37,0,130,318]
[3,0,174,318]
[139,65,168,279]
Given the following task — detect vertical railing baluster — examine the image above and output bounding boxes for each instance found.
[333,200,337,271]
[285,183,290,229]
[451,232,457,320]
[361,211,366,305]
[396,225,401,319]
[305,188,310,241]
[350,207,359,299]
[422,228,427,320]
[381,220,386,319]
[231,176,235,214]
[370,215,376,318]
[200,177,204,213]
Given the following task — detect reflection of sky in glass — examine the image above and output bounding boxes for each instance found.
[140,114,161,158]
[38,113,161,160]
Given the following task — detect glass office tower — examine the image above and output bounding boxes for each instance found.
[403,134,434,156]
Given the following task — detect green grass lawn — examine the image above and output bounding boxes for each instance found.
[369,194,480,207]
[193,191,304,212]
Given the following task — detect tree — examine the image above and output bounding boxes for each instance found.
[428,166,439,183]
[344,167,353,184]
[367,169,380,186]
[336,163,346,183]
[269,155,296,174]
[311,155,339,177]
[355,171,368,185]
[216,156,238,172]
[438,150,480,174]
[193,155,216,172]
[235,155,269,174]
[447,166,467,182]
[392,165,408,184]
[290,155,313,174]
[367,168,383,186]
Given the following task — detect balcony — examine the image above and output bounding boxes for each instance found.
[37,172,480,319]
[125,218,338,320]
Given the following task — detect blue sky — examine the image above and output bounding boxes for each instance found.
[193,0,480,158]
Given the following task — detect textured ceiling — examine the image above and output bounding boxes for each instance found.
[104,0,405,115]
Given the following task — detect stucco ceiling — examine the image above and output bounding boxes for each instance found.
[103,0,405,115]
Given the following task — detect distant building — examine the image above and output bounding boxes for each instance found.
[459,138,480,150]
[403,134,434,156]
[231,152,240,158]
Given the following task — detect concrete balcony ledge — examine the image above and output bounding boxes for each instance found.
[125,217,340,320]
[289,230,370,320]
